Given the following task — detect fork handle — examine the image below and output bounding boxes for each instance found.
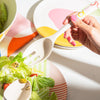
[47,23,72,42]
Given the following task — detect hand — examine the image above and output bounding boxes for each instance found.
[63,13,100,54]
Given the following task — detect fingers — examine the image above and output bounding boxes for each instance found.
[64,28,76,46]
[63,12,78,46]
[83,15,100,29]
[71,15,93,36]
[71,28,79,40]
[83,16,94,25]
[63,16,70,25]
[63,12,78,25]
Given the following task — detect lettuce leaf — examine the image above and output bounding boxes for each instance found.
[27,77,34,86]
[0,52,32,84]
[31,76,57,100]
[49,92,57,100]
[0,94,3,100]
[30,91,41,100]
[0,84,3,95]
[0,56,10,69]
[30,88,57,100]
[38,88,50,100]
[32,76,39,91]
[33,76,55,90]
[0,3,8,33]
[0,56,9,63]
[10,52,26,64]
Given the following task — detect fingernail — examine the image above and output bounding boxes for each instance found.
[71,41,76,46]
[63,19,68,25]
[67,37,71,42]
[63,19,66,25]
[71,15,77,22]
[64,33,66,38]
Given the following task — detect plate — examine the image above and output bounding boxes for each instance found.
[0,60,67,100]
[30,60,67,100]
[33,0,100,49]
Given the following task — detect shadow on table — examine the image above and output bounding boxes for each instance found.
[26,0,42,23]
[48,51,100,84]
[67,85,100,100]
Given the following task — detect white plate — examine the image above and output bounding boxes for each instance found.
[33,0,100,48]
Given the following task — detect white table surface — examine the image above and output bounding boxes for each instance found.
[16,0,100,100]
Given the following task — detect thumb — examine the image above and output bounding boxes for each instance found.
[71,15,93,35]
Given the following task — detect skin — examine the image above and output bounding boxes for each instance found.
[63,13,100,55]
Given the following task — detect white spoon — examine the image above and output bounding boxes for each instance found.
[23,23,71,65]
[4,80,31,100]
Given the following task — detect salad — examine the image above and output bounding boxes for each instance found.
[0,2,8,33]
[0,52,57,100]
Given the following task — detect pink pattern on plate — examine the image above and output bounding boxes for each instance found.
[48,8,73,28]
[49,62,67,100]
[7,13,33,37]
[50,83,67,100]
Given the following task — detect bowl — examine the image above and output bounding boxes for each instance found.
[0,0,17,42]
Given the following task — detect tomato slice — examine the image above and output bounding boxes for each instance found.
[3,83,10,90]
[30,73,38,77]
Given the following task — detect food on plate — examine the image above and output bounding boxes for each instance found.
[0,52,57,100]
[0,3,8,33]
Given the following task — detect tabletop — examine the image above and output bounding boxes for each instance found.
[16,0,100,100]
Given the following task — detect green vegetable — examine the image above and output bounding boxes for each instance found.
[27,77,34,86]
[49,92,57,100]
[36,76,55,88]
[31,76,57,100]
[0,52,32,84]
[0,56,9,63]
[10,52,26,64]
[0,61,10,69]
[32,76,55,91]
[0,3,8,33]
[30,91,41,100]
[38,88,50,100]
[1,75,15,84]
[0,56,10,69]
[0,94,3,100]
[0,52,57,100]
[30,88,57,100]
[0,84,3,99]
[32,76,39,91]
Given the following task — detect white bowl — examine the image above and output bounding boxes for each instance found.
[0,0,17,42]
